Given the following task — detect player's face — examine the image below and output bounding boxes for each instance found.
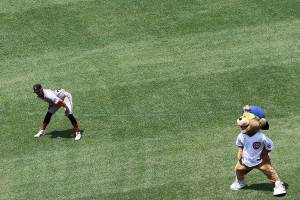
[34,89,44,97]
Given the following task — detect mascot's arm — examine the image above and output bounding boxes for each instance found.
[237,147,243,163]
[261,148,271,162]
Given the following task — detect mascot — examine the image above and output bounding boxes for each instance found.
[230,105,287,196]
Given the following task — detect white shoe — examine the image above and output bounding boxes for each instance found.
[230,178,247,190]
[75,132,81,141]
[273,181,286,196]
[34,130,46,137]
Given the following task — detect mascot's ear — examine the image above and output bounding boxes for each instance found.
[242,105,251,113]
[259,118,269,130]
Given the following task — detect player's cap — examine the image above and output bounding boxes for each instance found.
[33,84,42,93]
[243,105,265,119]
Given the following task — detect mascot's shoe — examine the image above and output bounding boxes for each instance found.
[273,181,286,196]
[75,132,81,141]
[34,130,46,137]
[230,178,247,190]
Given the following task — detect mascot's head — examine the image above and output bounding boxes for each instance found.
[237,105,267,135]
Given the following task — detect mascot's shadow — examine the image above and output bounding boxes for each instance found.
[246,182,289,192]
[48,129,84,139]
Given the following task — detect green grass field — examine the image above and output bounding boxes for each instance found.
[1,0,300,199]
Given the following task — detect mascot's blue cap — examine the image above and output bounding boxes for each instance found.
[243,105,265,119]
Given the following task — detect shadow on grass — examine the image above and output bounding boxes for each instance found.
[246,182,288,196]
[246,183,274,192]
[48,129,84,139]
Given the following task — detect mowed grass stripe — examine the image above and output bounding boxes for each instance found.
[1,18,299,90]
[0,0,92,14]
[1,0,299,60]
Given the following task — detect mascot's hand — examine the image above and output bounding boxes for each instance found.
[261,148,270,162]
[239,157,244,165]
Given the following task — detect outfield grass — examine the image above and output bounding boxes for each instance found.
[1,0,300,199]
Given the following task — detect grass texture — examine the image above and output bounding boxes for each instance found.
[0,0,300,199]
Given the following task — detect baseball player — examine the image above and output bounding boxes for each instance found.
[33,84,81,140]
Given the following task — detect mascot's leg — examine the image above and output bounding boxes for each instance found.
[257,161,287,196]
[230,161,252,190]
[257,160,279,182]
[235,161,252,181]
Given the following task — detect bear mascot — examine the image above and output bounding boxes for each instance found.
[230,105,287,196]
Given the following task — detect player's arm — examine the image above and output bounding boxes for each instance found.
[46,90,70,114]
[44,90,66,108]
[56,99,70,113]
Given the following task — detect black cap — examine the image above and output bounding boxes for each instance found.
[33,84,42,92]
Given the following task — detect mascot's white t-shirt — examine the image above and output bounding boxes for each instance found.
[236,131,273,167]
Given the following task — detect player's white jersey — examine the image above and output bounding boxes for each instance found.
[39,89,69,105]
[236,131,273,167]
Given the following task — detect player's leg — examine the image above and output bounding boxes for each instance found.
[64,94,81,140]
[34,105,59,137]
[67,114,80,132]
[34,112,53,137]
[257,161,286,196]
[42,112,52,129]
[230,161,252,190]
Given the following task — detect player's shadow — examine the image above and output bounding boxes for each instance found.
[48,129,84,139]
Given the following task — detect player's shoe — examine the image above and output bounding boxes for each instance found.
[75,132,81,141]
[273,180,286,196]
[34,129,46,137]
[230,178,247,190]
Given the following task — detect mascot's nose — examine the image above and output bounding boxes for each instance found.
[237,116,249,126]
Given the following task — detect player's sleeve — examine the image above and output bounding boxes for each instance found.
[44,90,60,104]
[263,135,273,151]
[236,133,243,147]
